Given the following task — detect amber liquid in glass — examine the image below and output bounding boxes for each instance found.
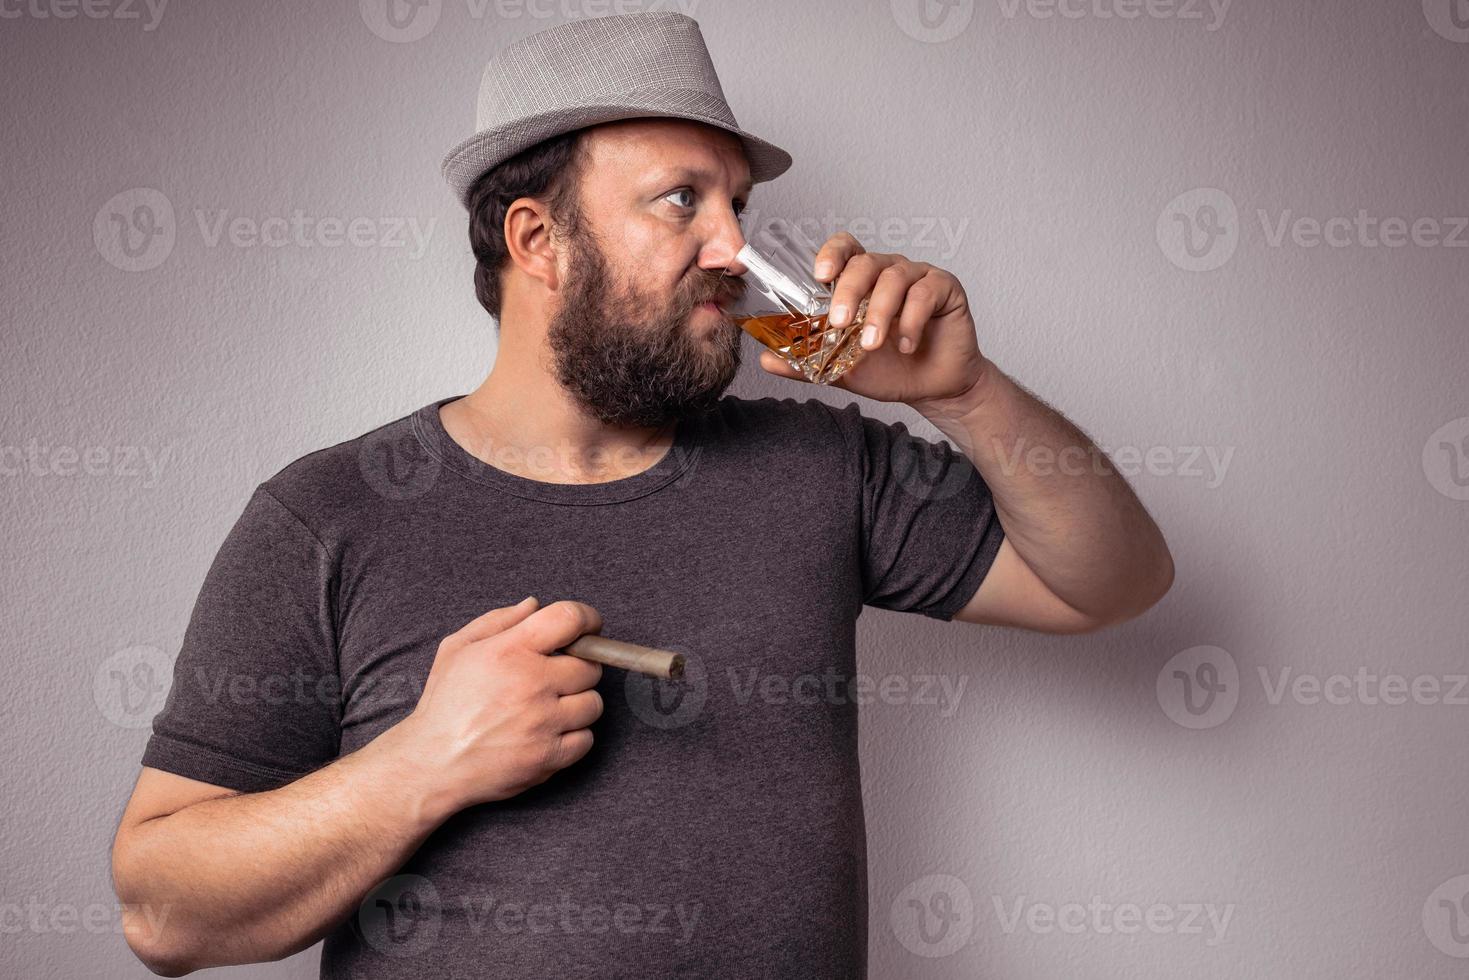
[734,297,869,384]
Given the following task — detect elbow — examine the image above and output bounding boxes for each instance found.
[1148,547,1177,611]
[1066,554,1176,635]
[113,845,200,976]
[1105,552,1177,632]
[120,906,199,977]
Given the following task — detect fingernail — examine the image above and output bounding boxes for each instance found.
[815,261,834,279]
[898,337,914,354]
[830,304,849,326]
[520,595,537,607]
[860,324,877,349]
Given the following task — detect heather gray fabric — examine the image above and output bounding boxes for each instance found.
[142,393,1005,979]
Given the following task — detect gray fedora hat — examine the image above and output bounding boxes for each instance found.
[440,12,792,208]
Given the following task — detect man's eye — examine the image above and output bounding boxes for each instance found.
[664,188,696,209]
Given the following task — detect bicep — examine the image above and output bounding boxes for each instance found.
[950,538,1104,634]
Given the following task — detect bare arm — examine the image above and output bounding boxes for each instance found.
[112,597,605,976]
[113,723,452,975]
[913,363,1175,633]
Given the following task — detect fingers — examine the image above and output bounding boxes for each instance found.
[545,651,604,695]
[442,595,541,654]
[503,599,605,657]
[552,728,595,769]
[813,230,865,285]
[827,252,884,330]
[857,262,929,351]
[828,253,929,340]
[889,272,947,355]
[759,348,810,381]
[555,688,604,732]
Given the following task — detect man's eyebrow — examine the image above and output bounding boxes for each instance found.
[654,167,754,198]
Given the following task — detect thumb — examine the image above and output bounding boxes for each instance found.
[759,349,807,381]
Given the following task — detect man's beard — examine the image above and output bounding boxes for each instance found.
[545,231,745,429]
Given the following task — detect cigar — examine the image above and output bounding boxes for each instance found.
[561,634,685,680]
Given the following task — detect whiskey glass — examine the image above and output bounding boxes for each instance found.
[719,220,870,385]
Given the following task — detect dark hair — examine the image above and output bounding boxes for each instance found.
[465,128,588,322]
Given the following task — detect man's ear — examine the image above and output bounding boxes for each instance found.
[503,197,561,293]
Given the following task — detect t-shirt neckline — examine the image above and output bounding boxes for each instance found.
[411,395,704,506]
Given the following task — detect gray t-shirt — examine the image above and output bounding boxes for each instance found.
[142,393,1005,979]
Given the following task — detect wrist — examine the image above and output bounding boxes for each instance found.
[371,714,466,832]
[911,357,1003,425]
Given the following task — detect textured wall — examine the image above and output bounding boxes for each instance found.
[2,1,1466,977]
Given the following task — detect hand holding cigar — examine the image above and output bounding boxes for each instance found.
[400,597,681,809]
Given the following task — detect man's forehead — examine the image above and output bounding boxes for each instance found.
[581,119,753,192]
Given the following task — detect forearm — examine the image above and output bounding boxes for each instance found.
[115,719,456,975]
[913,361,1174,622]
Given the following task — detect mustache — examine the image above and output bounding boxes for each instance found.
[683,269,748,310]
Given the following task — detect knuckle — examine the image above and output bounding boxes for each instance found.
[545,600,586,634]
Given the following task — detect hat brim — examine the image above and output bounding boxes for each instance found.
[440,101,792,209]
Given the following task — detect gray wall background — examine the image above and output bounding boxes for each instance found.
[3,1,1467,977]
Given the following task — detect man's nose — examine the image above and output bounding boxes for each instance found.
[700,209,749,275]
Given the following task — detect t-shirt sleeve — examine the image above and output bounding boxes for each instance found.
[141,485,343,792]
[823,400,1007,621]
